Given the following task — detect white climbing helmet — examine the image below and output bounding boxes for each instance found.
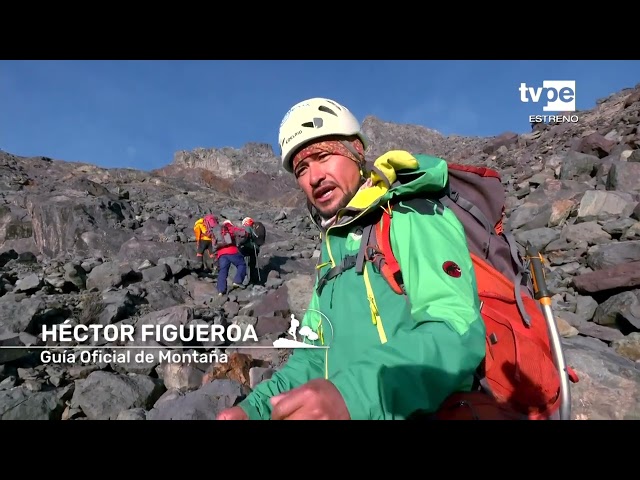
[278,97,369,173]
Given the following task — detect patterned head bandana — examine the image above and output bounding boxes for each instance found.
[292,137,365,173]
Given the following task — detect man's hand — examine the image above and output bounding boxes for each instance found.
[216,406,249,420]
[270,378,351,420]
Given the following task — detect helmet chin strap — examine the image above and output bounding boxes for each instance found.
[339,139,370,184]
[339,140,364,163]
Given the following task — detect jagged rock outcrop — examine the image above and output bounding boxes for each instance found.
[1,83,640,420]
[361,115,490,163]
[171,143,281,179]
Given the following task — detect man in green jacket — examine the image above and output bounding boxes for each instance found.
[217,97,486,420]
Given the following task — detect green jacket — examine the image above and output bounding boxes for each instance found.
[238,150,486,420]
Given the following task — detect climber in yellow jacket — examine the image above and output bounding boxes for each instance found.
[194,216,216,271]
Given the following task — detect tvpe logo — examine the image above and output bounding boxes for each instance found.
[519,81,576,112]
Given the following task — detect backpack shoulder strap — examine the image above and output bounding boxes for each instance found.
[441,183,533,327]
[374,208,405,295]
[442,191,494,236]
[354,206,405,295]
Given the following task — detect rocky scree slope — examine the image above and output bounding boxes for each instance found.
[1,84,640,420]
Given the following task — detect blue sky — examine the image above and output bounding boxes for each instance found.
[1,60,639,172]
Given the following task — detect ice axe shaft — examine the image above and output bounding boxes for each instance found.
[525,242,572,421]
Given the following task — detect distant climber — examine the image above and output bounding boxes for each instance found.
[239,217,266,284]
[213,219,248,296]
[193,214,217,272]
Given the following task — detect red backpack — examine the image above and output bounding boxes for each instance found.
[202,214,218,237]
[202,215,234,248]
[357,163,579,420]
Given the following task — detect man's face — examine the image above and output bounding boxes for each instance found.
[294,151,361,219]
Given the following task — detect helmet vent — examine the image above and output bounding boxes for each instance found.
[302,117,324,129]
[318,105,338,116]
[325,100,342,110]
